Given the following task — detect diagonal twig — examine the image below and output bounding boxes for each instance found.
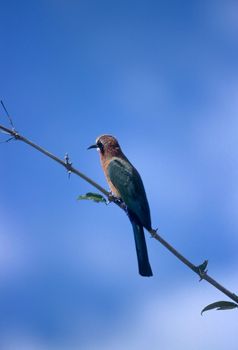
[1,122,238,305]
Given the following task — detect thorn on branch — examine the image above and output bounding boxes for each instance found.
[150,228,159,239]
[64,153,72,178]
[0,136,15,144]
[0,128,19,143]
[1,100,15,130]
[195,259,209,281]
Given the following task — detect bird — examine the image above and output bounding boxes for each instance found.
[88,135,153,277]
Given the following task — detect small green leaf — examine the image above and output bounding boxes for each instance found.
[77,192,107,204]
[201,301,238,315]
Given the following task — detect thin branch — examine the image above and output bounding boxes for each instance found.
[1,123,238,305]
[149,229,238,304]
[0,124,109,197]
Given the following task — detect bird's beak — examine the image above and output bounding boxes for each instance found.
[87,144,97,150]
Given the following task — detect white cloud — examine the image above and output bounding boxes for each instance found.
[192,79,238,233]
[209,0,238,39]
[0,211,29,280]
[2,267,237,350]
[116,67,168,120]
[1,333,54,350]
[84,267,238,350]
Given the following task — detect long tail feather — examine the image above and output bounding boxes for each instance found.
[130,219,153,277]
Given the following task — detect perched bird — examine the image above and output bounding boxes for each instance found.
[88,135,153,277]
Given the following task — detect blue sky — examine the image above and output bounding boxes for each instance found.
[1,0,238,349]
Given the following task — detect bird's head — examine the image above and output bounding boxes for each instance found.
[88,135,122,158]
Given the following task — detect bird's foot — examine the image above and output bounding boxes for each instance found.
[107,192,127,212]
[107,191,115,202]
[107,191,120,203]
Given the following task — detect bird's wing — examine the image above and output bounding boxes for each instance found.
[108,158,151,229]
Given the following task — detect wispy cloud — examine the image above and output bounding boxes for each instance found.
[2,267,237,350]
[0,210,30,281]
[83,268,238,350]
[209,0,238,39]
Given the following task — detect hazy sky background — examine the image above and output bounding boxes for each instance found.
[1,0,238,349]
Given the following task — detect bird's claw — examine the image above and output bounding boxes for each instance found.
[107,192,127,211]
[107,192,116,202]
[107,192,122,204]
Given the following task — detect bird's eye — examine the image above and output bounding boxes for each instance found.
[97,141,104,152]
